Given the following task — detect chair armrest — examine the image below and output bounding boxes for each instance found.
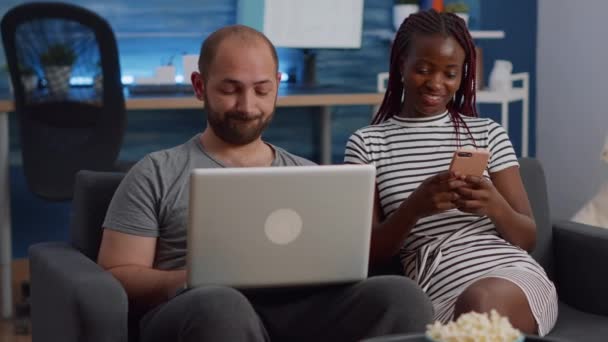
[553,220,608,316]
[29,242,129,342]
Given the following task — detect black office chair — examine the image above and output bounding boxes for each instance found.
[1,2,131,201]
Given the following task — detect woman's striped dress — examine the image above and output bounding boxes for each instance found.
[344,112,558,336]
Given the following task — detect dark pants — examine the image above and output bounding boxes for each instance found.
[140,276,433,342]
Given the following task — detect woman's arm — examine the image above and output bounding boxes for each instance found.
[369,188,418,266]
[370,171,467,265]
[456,166,536,251]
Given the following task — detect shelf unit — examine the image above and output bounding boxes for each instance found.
[474,30,529,157]
[477,72,529,157]
[470,30,505,39]
[365,29,505,41]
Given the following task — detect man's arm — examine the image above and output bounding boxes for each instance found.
[97,229,186,310]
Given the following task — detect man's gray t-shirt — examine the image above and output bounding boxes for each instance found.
[103,134,314,270]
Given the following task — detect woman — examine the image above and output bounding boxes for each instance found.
[345,9,557,335]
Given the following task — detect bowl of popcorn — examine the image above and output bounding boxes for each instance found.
[425,310,525,342]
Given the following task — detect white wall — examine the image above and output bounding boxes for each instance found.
[537,0,608,219]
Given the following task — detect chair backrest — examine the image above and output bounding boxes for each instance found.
[518,157,554,278]
[70,170,125,260]
[1,2,126,200]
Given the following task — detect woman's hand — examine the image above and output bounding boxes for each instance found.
[455,169,537,251]
[405,171,468,219]
[369,170,467,264]
[455,175,510,219]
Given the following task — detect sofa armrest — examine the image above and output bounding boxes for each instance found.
[553,220,608,316]
[29,242,129,342]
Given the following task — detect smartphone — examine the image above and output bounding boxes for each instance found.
[449,149,490,177]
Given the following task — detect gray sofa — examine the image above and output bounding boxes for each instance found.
[29,158,608,341]
[518,159,608,341]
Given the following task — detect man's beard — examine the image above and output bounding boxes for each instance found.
[204,94,274,146]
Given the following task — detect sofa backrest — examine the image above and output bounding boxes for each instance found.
[518,158,554,278]
[69,159,554,278]
[70,170,125,260]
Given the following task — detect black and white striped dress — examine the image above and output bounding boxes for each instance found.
[344,112,558,336]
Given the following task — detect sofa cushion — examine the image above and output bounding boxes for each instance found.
[548,301,608,341]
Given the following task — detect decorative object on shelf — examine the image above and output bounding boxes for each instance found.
[39,43,76,97]
[377,72,389,92]
[419,0,433,10]
[182,54,199,82]
[444,1,470,26]
[135,56,177,85]
[393,0,419,31]
[432,0,444,12]
[488,59,513,92]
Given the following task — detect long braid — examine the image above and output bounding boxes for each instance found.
[373,9,478,147]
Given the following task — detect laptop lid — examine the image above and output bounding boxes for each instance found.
[186,164,375,289]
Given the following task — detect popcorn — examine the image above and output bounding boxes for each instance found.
[426,310,523,342]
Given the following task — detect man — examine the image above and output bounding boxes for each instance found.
[97,25,433,341]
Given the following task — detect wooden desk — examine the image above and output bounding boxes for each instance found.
[0,92,385,111]
[0,90,384,163]
[0,89,384,318]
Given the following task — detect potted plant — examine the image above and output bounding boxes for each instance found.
[393,0,419,31]
[444,1,470,27]
[39,43,76,96]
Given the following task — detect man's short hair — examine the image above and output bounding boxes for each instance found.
[197,25,279,78]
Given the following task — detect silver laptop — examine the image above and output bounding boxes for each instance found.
[186,164,376,289]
